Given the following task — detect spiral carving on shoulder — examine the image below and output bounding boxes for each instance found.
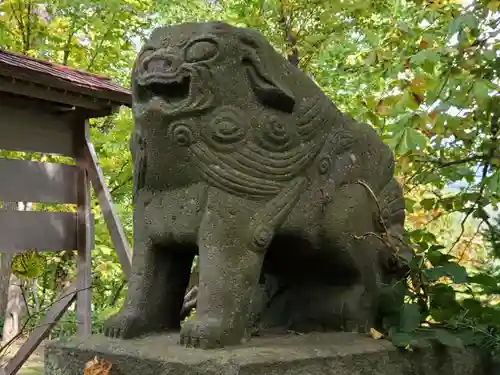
[255,116,295,152]
[203,105,248,152]
[168,121,194,147]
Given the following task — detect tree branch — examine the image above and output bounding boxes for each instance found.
[278,0,299,67]
[9,1,26,52]
[448,108,498,253]
[62,15,79,66]
[87,13,118,71]
[109,175,132,196]
[414,155,485,167]
[25,0,32,52]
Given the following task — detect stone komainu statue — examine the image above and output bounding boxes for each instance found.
[104,21,411,349]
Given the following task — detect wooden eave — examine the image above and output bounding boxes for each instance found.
[0,51,132,119]
[0,75,121,117]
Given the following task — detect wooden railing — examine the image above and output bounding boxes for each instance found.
[0,101,131,375]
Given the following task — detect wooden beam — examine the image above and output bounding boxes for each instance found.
[0,91,121,120]
[0,64,131,108]
[83,138,132,279]
[74,120,92,337]
[0,211,78,252]
[1,281,78,375]
[0,102,75,156]
[0,91,74,113]
[0,158,78,204]
[0,75,119,113]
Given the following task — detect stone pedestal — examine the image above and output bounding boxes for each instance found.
[45,332,490,375]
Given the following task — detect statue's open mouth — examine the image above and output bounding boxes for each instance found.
[137,74,191,106]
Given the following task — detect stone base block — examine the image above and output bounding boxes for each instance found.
[45,332,490,375]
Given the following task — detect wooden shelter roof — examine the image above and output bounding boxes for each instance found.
[0,49,132,116]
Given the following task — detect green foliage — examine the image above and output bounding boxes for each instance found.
[377,223,500,352]
[183,308,197,324]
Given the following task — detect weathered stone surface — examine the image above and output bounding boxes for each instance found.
[45,332,490,375]
[104,21,413,349]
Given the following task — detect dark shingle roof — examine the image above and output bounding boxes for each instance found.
[0,49,131,107]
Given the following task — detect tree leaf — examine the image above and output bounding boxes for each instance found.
[370,327,384,339]
[424,263,468,284]
[432,329,464,348]
[84,357,112,375]
[468,273,498,287]
[364,50,378,66]
[487,171,500,194]
[460,298,484,316]
[441,263,468,284]
[410,50,440,66]
[420,198,436,210]
[406,128,429,150]
[400,303,421,333]
[487,0,500,12]
[473,79,491,105]
[449,13,479,35]
[426,250,455,266]
[409,76,428,95]
[388,126,429,155]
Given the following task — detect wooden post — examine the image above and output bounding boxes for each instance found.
[84,140,132,279]
[74,119,92,337]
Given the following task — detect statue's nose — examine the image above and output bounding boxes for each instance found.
[143,52,180,74]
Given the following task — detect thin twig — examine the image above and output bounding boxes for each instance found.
[0,319,86,365]
[413,155,485,167]
[109,280,126,306]
[355,180,389,235]
[0,285,93,358]
[456,220,484,264]
[448,110,498,253]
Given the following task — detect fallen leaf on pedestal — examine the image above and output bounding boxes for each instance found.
[370,328,384,339]
[84,356,112,375]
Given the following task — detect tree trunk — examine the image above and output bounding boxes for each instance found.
[2,275,26,344]
[0,254,13,320]
[0,202,14,320]
[1,202,29,344]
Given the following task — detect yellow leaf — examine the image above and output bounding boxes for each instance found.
[426,0,445,9]
[370,328,384,340]
[487,0,500,11]
[11,249,46,279]
[84,357,112,375]
[409,76,427,96]
[375,102,391,116]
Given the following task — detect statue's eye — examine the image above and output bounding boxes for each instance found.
[138,48,154,63]
[184,40,218,62]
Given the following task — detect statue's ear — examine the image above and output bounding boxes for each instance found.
[238,33,295,113]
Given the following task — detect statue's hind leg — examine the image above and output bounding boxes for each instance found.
[321,182,385,332]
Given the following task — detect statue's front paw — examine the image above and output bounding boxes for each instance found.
[180,316,240,349]
[103,309,148,339]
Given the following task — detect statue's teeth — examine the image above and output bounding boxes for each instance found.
[147,59,165,71]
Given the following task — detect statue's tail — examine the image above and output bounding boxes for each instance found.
[377,178,413,278]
